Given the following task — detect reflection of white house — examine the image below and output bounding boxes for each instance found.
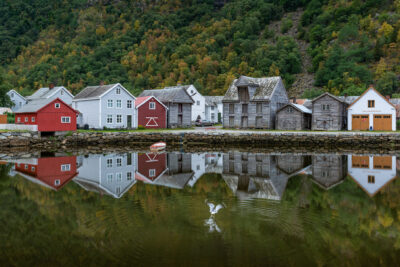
[7,90,27,111]
[187,153,206,187]
[184,84,205,121]
[73,153,137,198]
[348,155,397,197]
[347,87,396,131]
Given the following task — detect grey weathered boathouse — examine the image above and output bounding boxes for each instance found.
[311,92,348,130]
[222,76,289,129]
[276,103,312,130]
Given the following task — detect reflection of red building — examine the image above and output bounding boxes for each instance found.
[15,156,78,190]
[135,152,168,182]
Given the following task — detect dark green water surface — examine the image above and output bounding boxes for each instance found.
[0,151,399,266]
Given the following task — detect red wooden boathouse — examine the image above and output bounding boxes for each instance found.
[135,96,168,129]
[15,98,78,132]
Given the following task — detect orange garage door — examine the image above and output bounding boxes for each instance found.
[352,115,369,130]
[373,115,392,131]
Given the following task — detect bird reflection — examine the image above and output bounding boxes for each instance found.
[204,200,225,233]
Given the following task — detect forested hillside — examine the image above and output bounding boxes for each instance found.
[0,0,399,99]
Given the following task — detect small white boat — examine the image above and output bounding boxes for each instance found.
[150,142,166,152]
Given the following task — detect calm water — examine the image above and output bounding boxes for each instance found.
[0,150,399,266]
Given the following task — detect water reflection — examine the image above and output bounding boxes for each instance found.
[6,151,399,199]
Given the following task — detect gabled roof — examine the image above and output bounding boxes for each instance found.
[204,96,224,106]
[338,95,359,105]
[223,76,283,102]
[311,92,344,103]
[347,86,396,109]
[278,103,311,114]
[139,87,194,104]
[7,89,26,100]
[73,83,135,100]
[27,86,73,100]
[15,98,78,114]
[135,96,168,110]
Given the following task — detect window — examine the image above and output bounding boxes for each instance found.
[55,103,60,108]
[242,104,248,114]
[197,101,200,106]
[116,173,122,182]
[368,175,375,184]
[116,100,122,108]
[31,117,35,122]
[127,172,132,181]
[368,100,375,108]
[107,115,113,124]
[19,102,22,107]
[17,117,21,122]
[107,158,112,168]
[149,169,156,177]
[107,173,113,183]
[238,87,249,102]
[127,100,132,109]
[211,106,214,111]
[116,187,121,194]
[11,93,14,97]
[127,153,132,165]
[61,117,71,123]
[178,104,183,113]
[211,113,215,120]
[54,179,60,186]
[191,90,194,94]
[197,165,200,170]
[61,164,71,171]
[116,87,121,94]
[25,164,28,169]
[322,104,330,110]
[149,102,156,109]
[229,104,234,114]
[287,107,294,113]
[31,166,35,171]
[107,99,113,108]
[256,103,263,113]
[61,91,64,95]
[116,158,122,167]
[25,117,28,122]
[116,115,122,124]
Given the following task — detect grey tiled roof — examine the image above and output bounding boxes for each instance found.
[139,87,194,104]
[74,84,117,100]
[338,96,359,105]
[204,96,224,106]
[27,86,71,100]
[15,98,55,113]
[223,76,282,102]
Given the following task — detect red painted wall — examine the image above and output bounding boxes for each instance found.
[15,99,77,132]
[15,156,77,190]
[137,152,167,181]
[137,98,167,129]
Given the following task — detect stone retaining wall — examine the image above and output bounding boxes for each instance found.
[0,131,399,151]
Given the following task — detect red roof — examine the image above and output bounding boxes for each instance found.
[135,96,152,107]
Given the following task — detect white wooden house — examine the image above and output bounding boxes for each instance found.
[72,83,136,129]
[204,96,223,123]
[7,90,27,111]
[348,155,397,197]
[347,87,396,131]
[184,85,205,121]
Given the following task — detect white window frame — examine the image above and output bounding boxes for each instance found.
[61,164,71,171]
[116,99,122,109]
[149,169,156,177]
[107,99,113,108]
[25,164,28,169]
[106,158,113,168]
[25,117,28,122]
[55,103,60,108]
[54,179,60,186]
[149,102,156,110]
[106,115,113,124]
[116,114,122,124]
[197,101,200,106]
[31,166,35,171]
[17,117,21,122]
[116,157,122,167]
[31,117,35,122]
[127,172,132,180]
[61,117,71,123]
[116,172,122,182]
[127,100,132,109]
[116,87,121,95]
[107,173,113,183]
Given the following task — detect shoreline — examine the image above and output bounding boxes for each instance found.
[0,130,400,151]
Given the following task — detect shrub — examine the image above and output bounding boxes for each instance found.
[137,125,146,130]
[281,18,293,34]
[397,120,400,130]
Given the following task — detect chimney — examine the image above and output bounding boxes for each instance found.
[290,97,296,104]
[49,83,55,90]
[369,84,374,89]
[99,81,104,86]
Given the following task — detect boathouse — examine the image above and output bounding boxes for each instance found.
[311,92,347,130]
[276,103,312,130]
[135,96,168,129]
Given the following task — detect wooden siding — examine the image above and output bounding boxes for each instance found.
[312,95,346,130]
[276,106,311,130]
[312,155,347,189]
[276,155,311,175]
[167,103,192,128]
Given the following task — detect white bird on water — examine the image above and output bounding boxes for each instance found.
[205,199,225,216]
